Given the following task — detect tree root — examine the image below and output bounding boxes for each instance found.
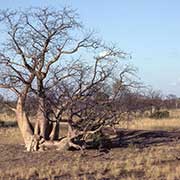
[40,137,83,152]
[26,134,83,152]
[27,135,45,152]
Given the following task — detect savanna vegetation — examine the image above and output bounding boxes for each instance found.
[0,6,180,180]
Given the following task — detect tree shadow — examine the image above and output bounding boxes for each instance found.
[114,129,180,148]
[85,128,180,150]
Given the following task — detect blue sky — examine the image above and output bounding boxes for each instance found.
[1,0,180,96]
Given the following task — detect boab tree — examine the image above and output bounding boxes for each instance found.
[0,7,132,151]
[45,57,136,149]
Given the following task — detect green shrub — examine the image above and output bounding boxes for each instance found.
[149,111,170,119]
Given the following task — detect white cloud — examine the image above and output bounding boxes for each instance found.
[99,51,109,57]
[170,77,180,86]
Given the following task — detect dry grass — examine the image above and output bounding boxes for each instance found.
[1,109,180,179]
[1,140,180,180]
[119,109,180,131]
[0,112,16,122]
[120,118,180,131]
[0,127,23,144]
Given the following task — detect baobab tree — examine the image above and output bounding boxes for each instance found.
[0,7,132,151]
[45,59,137,147]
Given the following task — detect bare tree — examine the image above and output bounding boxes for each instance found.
[165,94,179,109]
[145,88,163,115]
[45,61,138,149]
[0,7,131,151]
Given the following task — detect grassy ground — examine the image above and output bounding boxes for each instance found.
[120,109,180,131]
[1,109,180,179]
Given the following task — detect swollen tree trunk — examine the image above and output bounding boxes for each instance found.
[35,95,60,141]
[35,76,60,141]
[16,95,34,151]
[15,95,86,152]
[35,97,49,139]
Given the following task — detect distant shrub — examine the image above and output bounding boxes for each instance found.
[0,120,5,127]
[149,111,170,119]
[0,120,18,128]
[5,121,18,127]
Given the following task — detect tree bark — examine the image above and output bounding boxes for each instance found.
[49,121,59,140]
[16,96,82,151]
[16,96,34,151]
[36,97,49,139]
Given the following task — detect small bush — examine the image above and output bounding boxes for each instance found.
[91,131,104,148]
[0,120,18,128]
[90,130,112,150]
[149,111,170,119]
[0,120,5,127]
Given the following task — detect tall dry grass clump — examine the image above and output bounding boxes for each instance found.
[119,109,180,131]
